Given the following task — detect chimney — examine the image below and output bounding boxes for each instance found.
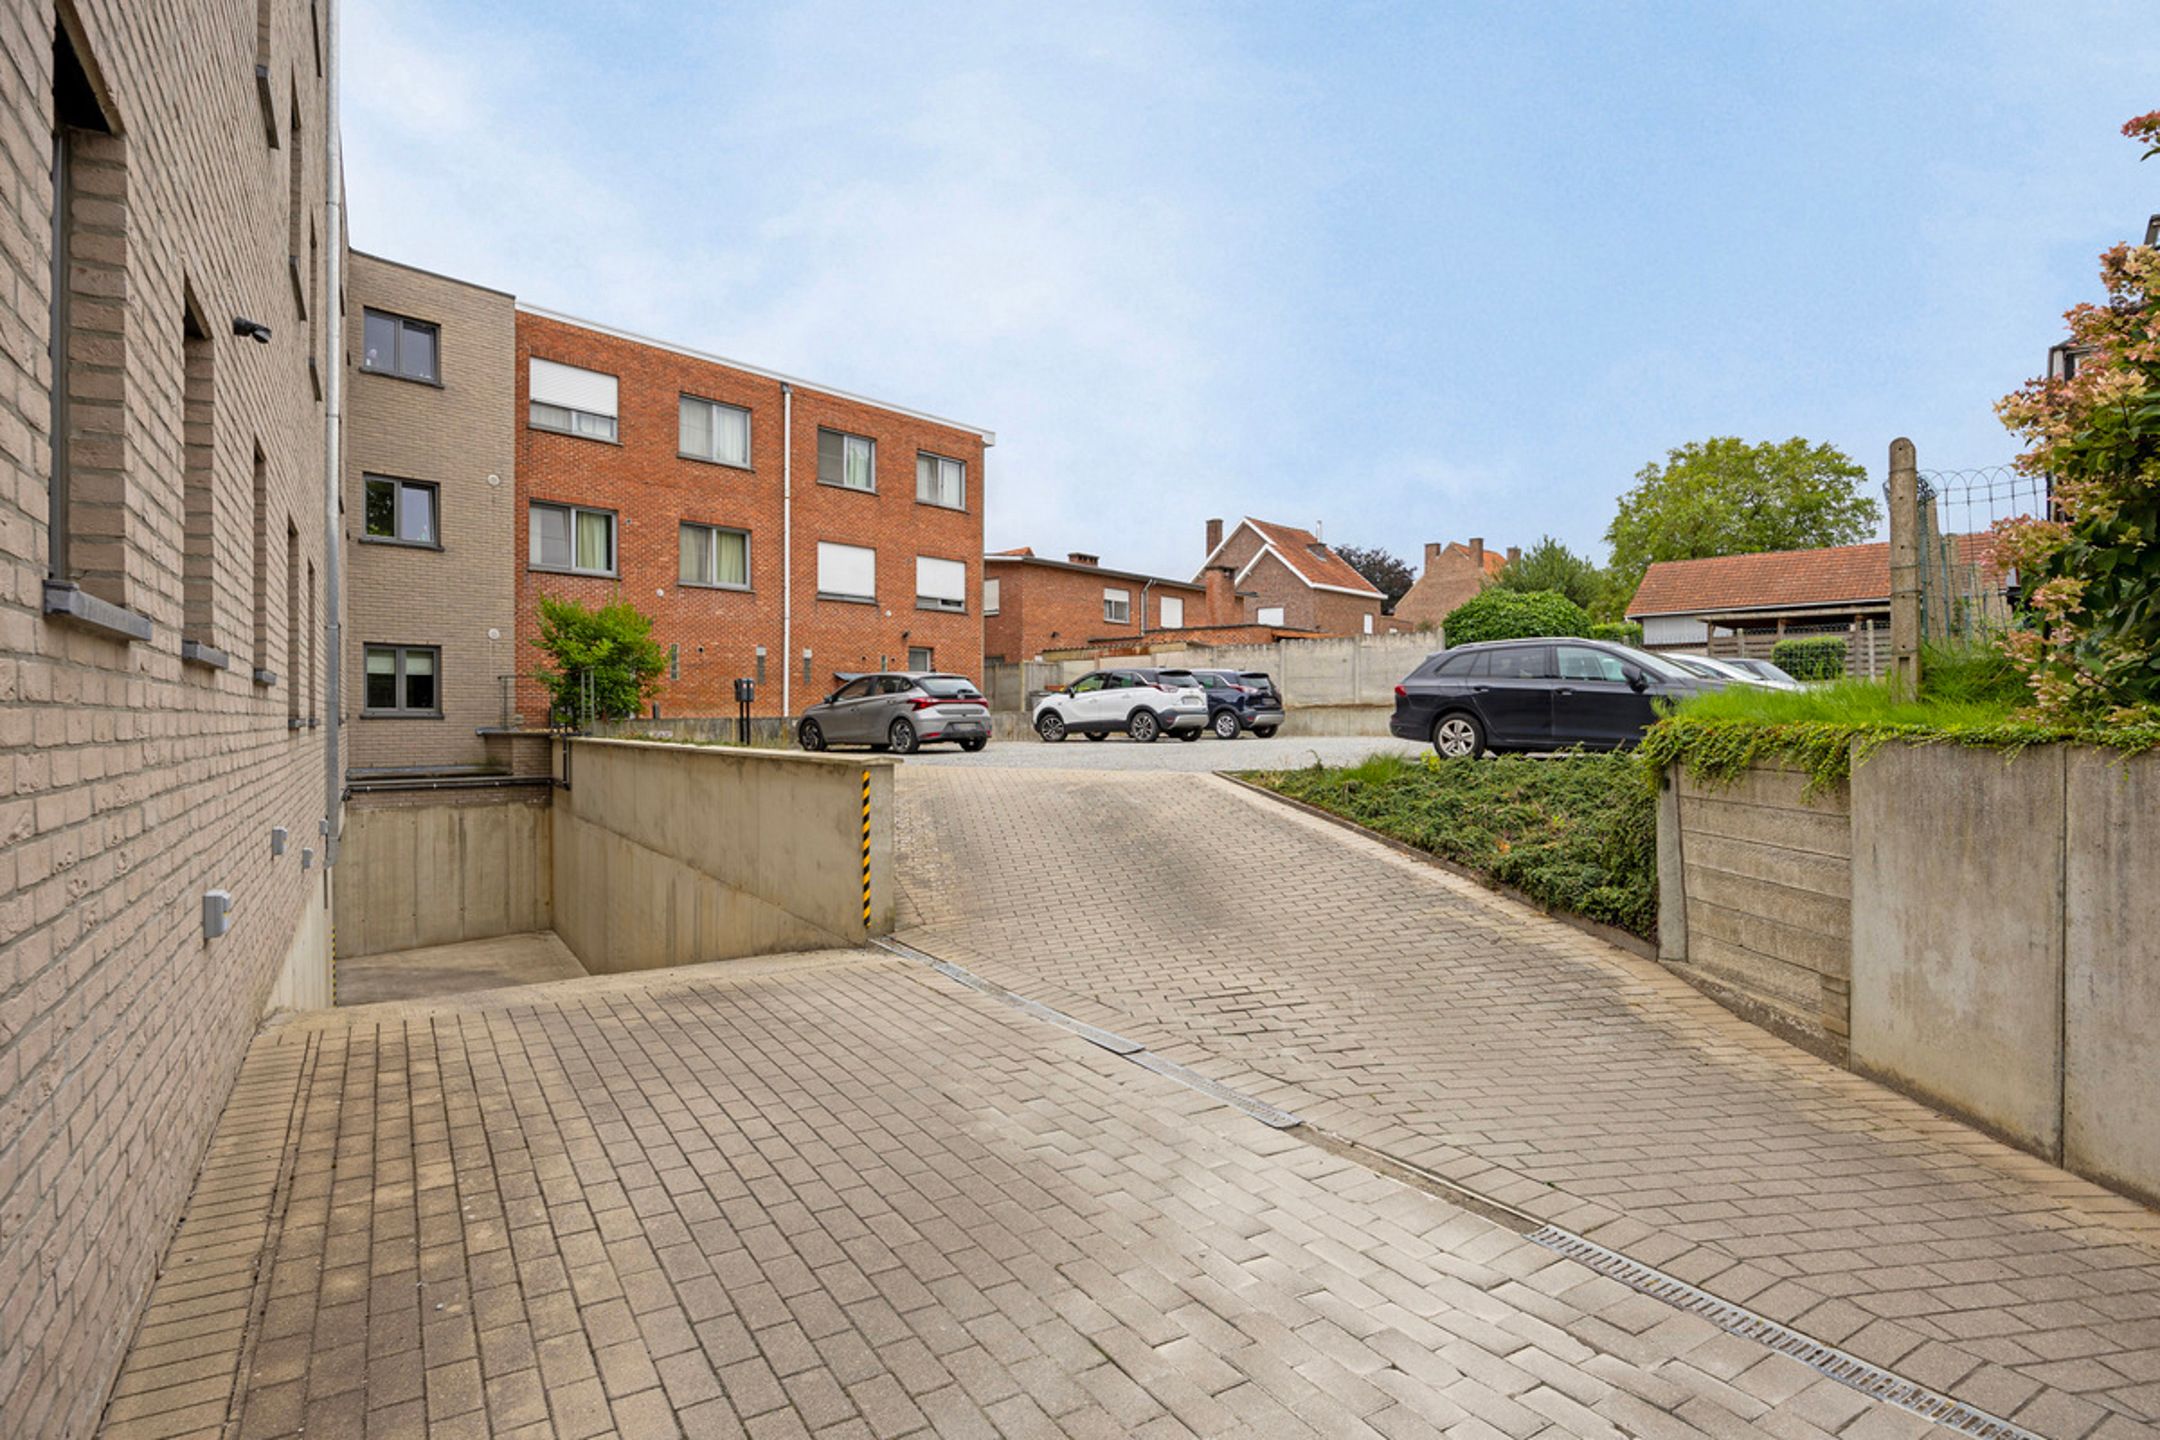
[1469,538,1484,569]
[1424,541,1444,567]
[1202,565,1237,626]
[1205,518,1223,556]
[1066,552,1098,567]
[1505,545,1520,566]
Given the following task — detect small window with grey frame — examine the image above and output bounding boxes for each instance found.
[361,309,438,382]
[363,645,439,714]
[819,428,877,492]
[679,522,749,589]
[363,475,438,546]
[916,451,965,509]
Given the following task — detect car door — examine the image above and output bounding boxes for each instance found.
[1063,672,1108,727]
[824,677,878,743]
[1551,644,1657,747]
[865,675,912,741]
[1470,644,1555,748]
[1097,671,1139,728]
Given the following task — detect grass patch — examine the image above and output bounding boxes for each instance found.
[1250,751,1656,939]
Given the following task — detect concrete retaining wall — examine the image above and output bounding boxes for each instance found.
[986,631,1439,713]
[1658,765,1852,1058]
[335,786,554,959]
[551,738,894,974]
[1662,743,2160,1205]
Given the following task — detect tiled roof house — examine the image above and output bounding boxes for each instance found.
[1195,517,1392,636]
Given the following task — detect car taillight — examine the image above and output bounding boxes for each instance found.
[1394,684,1407,699]
[908,697,939,710]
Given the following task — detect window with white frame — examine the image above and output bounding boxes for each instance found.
[679,523,749,589]
[916,452,965,509]
[916,556,967,612]
[1160,594,1184,629]
[818,428,876,492]
[816,541,876,602]
[1256,605,1285,626]
[1103,587,1131,624]
[529,358,619,441]
[1363,612,1374,634]
[679,395,750,466]
[529,501,616,575]
[363,645,439,714]
[983,577,1000,614]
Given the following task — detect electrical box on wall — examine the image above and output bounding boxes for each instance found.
[202,890,234,940]
[270,826,288,857]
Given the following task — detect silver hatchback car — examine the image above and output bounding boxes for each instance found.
[797,672,991,754]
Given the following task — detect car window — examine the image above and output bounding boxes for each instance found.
[918,675,979,699]
[1240,672,1273,687]
[1556,645,1628,683]
[1196,672,1229,689]
[832,678,873,701]
[879,676,914,694]
[1458,650,1491,678]
[1069,674,1103,693]
[1157,671,1196,688]
[1489,646,1551,679]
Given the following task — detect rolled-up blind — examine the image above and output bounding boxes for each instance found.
[531,358,618,417]
[817,542,876,599]
[916,556,966,602]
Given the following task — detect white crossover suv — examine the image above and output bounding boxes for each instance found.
[1032,667,1209,743]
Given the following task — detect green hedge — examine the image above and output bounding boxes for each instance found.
[1770,635,1847,680]
[1254,752,1656,938]
[1442,589,1591,647]
[1587,620,1643,646]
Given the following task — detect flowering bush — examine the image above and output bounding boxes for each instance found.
[1990,112,2160,722]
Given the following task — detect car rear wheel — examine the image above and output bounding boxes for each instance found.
[1252,725,1278,738]
[1432,712,1484,759]
[1128,710,1161,743]
[798,719,825,752]
[1036,712,1067,743]
[959,737,987,753]
[1212,711,1240,739]
[888,719,918,754]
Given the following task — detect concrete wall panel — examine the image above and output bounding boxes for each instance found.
[1850,744,2066,1156]
[336,790,553,960]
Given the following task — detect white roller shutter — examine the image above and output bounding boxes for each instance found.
[916,556,966,603]
[530,357,618,417]
[817,542,876,599]
[1160,595,1184,628]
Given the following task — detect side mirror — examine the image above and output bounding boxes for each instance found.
[823,692,838,705]
[1622,665,1648,692]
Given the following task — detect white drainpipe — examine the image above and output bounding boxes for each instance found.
[781,382,793,715]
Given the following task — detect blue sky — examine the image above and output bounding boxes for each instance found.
[345,1,2160,580]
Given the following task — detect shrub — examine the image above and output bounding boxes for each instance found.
[532,594,669,723]
[1770,635,1847,680]
[1587,620,1643,646]
[1442,589,1590,647]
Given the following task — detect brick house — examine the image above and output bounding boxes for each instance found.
[344,253,519,771]
[512,308,993,721]
[1195,517,1388,635]
[983,549,1210,660]
[1392,538,1514,629]
[1,1,337,1431]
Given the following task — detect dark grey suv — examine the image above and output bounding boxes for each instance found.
[1389,638,1724,756]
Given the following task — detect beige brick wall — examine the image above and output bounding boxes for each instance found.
[0,1,334,1434]
[343,253,518,770]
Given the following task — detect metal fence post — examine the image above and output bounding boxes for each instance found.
[1888,437,1921,700]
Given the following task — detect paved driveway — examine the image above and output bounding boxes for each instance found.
[895,765,2160,1439]
[904,733,1425,772]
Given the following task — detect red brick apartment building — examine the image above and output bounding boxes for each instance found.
[511,310,992,721]
[983,549,1210,660]
[1197,517,1390,635]
[1,1,336,1432]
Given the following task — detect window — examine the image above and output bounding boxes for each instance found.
[1363,612,1374,635]
[916,556,967,612]
[361,309,438,383]
[363,645,439,714]
[680,395,750,467]
[679,522,749,589]
[1556,645,1629,683]
[983,578,1000,615]
[1103,588,1131,624]
[1256,605,1285,626]
[529,357,617,440]
[831,677,875,702]
[816,542,876,602]
[251,445,270,677]
[916,452,965,509]
[818,428,876,492]
[1491,646,1553,679]
[529,501,615,575]
[285,520,300,721]
[1160,595,1184,629]
[363,476,438,545]
[181,295,217,651]
[908,647,934,671]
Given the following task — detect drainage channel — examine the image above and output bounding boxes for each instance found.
[872,934,2048,1440]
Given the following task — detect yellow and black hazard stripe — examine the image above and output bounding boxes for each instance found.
[860,769,873,928]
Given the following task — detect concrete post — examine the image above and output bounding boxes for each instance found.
[1888,438,1921,699]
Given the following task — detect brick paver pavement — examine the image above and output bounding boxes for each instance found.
[894,766,2160,1439]
[98,950,1977,1440]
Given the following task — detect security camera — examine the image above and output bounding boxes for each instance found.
[231,317,272,344]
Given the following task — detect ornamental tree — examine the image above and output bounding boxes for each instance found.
[1991,111,2160,721]
[1605,437,1880,591]
[532,593,669,723]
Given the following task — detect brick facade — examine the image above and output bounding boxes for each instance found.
[512,312,990,722]
[0,1,334,1433]
[343,254,518,770]
[1393,538,1511,629]
[1200,518,1388,636]
[983,552,1206,661]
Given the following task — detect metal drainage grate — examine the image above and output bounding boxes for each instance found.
[1128,1052,1302,1129]
[873,938,1143,1054]
[1528,1227,2045,1440]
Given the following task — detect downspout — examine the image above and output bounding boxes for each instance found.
[321,0,343,864]
[781,382,793,716]
[1140,578,1154,642]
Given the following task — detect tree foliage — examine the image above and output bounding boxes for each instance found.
[1604,437,1881,590]
[1990,110,2160,721]
[531,593,669,723]
[1333,544,1415,611]
[1495,535,1602,611]
[1442,588,1590,646]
